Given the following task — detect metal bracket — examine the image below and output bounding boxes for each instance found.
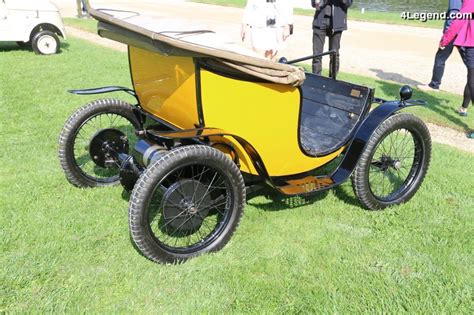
[280,50,338,79]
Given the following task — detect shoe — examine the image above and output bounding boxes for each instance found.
[456,107,468,116]
[467,132,474,139]
[428,82,440,90]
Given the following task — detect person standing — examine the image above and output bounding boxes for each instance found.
[428,0,463,90]
[440,0,474,137]
[241,0,294,60]
[311,0,352,77]
[76,0,91,18]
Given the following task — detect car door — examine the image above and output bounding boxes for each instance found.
[0,0,36,41]
[0,0,10,39]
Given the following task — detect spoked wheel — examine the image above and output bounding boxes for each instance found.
[352,113,431,210]
[58,99,141,187]
[129,145,245,264]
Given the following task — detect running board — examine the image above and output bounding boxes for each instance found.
[276,176,334,196]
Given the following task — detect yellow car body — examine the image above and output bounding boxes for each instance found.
[130,47,344,177]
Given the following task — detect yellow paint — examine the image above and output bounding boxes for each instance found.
[129,47,343,177]
[129,47,199,129]
[201,70,343,176]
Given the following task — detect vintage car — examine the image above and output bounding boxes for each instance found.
[58,8,432,264]
[0,0,66,54]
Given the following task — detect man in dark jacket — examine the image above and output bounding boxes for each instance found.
[311,0,352,76]
[428,0,463,89]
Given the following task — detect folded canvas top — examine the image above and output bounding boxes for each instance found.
[89,8,306,86]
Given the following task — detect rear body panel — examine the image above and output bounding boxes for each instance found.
[129,47,199,129]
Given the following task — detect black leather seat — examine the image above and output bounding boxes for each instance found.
[299,74,373,156]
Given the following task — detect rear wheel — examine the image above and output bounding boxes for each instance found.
[352,113,431,210]
[58,99,140,188]
[32,30,59,55]
[129,145,246,264]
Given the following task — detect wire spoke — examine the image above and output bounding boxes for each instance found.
[72,112,135,182]
[368,126,423,200]
[195,171,219,209]
[147,162,233,251]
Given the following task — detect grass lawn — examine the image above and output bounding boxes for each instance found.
[64,17,98,34]
[1,38,473,313]
[190,0,445,29]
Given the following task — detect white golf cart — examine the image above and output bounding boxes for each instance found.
[0,0,66,54]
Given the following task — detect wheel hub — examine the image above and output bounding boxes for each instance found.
[38,35,57,54]
[89,128,129,168]
[393,160,402,170]
[162,179,212,233]
[374,155,402,171]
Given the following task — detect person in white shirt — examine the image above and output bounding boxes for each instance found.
[241,0,293,60]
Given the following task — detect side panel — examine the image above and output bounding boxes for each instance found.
[129,47,199,129]
[200,70,343,177]
[0,8,35,41]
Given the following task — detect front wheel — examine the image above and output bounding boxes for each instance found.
[32,30,59,55]
[129,145,246,264]
[352,113,431,210]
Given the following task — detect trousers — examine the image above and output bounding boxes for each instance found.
[429,41,455,88]
[312,27,342,77]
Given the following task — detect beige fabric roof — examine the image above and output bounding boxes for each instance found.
[89,8,306,86]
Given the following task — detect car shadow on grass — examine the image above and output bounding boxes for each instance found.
[247,184,366,211]
[246,185,331,212]
[332,184,362,208]
[0,41,70,54]
[121,183,331,213]
[0,41,31,52]
[370,68,425,88]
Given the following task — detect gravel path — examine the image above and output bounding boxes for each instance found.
[426,123,474,154]
[65,26,126,52]
[63,7,474,155]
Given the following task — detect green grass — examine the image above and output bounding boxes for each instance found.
[64,17,99,34]
[1,38,473,313]
[191,0,445,29]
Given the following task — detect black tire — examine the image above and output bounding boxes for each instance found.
[129,145,246,264]
[31,30,59,55]
[58,99,140,188]
[352,113,431,210]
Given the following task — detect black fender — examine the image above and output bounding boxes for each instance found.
[68,86,137,100]
[331,99,427,183]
